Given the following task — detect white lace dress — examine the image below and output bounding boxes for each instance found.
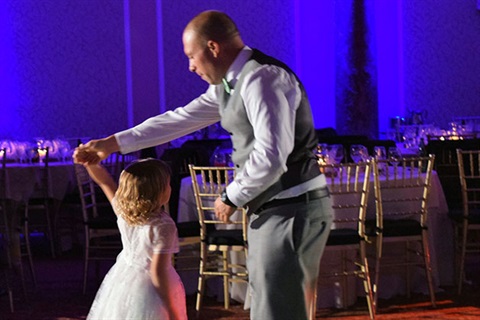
[87,201,187,320]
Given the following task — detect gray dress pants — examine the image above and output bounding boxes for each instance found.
[247,190,333,320]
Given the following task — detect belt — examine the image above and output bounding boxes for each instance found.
[256,187,330,214]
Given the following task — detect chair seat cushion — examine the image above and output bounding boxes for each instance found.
[206,229,244,246]
[176,221,201,238]
[327,229,360,246]
[366,219,422,237]
[448,208,480,224]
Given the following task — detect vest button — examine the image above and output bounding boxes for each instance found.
[233,148,236,152]
[236,164,240,168]
[229,132,233,135]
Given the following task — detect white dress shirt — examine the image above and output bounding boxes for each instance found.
[115,46,325,208]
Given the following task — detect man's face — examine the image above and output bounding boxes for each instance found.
[182,29,221,85]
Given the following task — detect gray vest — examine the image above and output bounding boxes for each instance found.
[219,49,320,213]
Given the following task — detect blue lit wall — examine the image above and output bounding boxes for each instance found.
[0,2,19,139]
[0,1,127,141]
[294,1,336,130]
[1,0,479,141]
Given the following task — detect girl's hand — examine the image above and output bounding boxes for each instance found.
[73,147,101,166]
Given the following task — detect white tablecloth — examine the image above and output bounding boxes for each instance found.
[4,161,76,202]
[3,161,76,261]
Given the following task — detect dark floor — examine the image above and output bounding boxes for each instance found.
[1,236,479,320]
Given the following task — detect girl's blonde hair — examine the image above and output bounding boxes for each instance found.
[115,158,171,225]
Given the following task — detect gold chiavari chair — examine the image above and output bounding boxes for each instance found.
[188,165,248,315]
[22,147,55,259]
[1,148,38,310]
[454,149,480,294]
[312,160,376,320]
[425,139,480,212]
[74,164,121,294]
[0,148,14,312]
[370,155,436,310]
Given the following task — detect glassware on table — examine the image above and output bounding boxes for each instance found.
[374,146,387,173]
[211,147,230,167]
[0,140,15,160]
[403,126,418,149]
[14,141,27,163]
[350,145,369,163]
[388,147,402,168]
[316,143,329,165]
[25,144,37,163]
[374,146,387,160]
[44,140,55,158]
[60,144,72,162]
[327,144,344,164]
[34,137,45,149]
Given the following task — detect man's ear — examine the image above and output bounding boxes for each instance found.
[207,40,219,58]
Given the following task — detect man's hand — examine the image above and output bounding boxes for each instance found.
[73,148,101,166]
[74,135,119,165]
[214,197,237,222]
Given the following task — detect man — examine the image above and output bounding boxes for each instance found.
[76,10,333,320]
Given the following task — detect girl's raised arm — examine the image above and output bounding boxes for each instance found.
[85,164,117,203]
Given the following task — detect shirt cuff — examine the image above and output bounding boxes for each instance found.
[114,130,138,154]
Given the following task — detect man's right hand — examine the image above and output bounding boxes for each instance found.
[74,135,120,165]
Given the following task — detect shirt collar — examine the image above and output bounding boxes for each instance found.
[224,46,252,89]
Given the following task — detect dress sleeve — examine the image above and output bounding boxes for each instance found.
[150,214,180,255]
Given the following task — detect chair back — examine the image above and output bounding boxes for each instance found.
[188,165,247,243]
[74,164,99,224]
[40,147,52,199]
[320,160,372,237]
[457,149,480,219]
[372,155,435,231]
[426,139,480,210]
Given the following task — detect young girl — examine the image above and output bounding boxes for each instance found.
[75,155,187,320]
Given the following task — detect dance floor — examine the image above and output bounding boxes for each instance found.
[1,238,479,320]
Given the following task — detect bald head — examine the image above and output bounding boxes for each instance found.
[185,10,242,46]
[182,11,244,85]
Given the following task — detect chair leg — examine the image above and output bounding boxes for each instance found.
[372,236,382,313]
[421,233,436,307]
[340,250,348,309]
[83,234,89,294]
[457,220,468,295]
[24,203,56,259]
[360,244,376,319]
[23,232,36,288]
[44,203,56,258]
[222,251,230,309]
[7,284,14,313]
[2,268,14,312]
[14,256,28,301]
[195,274,205,316]
[22,208,36,288]
[195,245,207,314]
[405,241,411,299]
